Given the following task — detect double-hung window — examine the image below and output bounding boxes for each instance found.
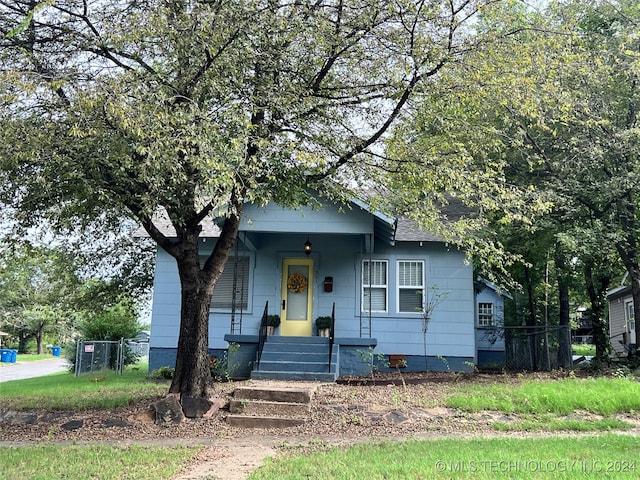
[478,302,494,327]
[397,260,424,313]
[626,301,635,332]
[210,256,250,311]
[362,260,388,312]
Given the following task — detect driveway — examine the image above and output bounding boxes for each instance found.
[0,357,70,383]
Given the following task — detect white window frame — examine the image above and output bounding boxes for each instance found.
[478,302,495,327]
[626,300,635,332]
[361,259,388,313]
[396,260,425,314]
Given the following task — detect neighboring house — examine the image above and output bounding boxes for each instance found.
[146,196,486,380]
[475,279,508,368]
[607,286,635,355]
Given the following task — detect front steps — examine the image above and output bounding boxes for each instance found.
[226,382,318,428]
[251,336,338,382]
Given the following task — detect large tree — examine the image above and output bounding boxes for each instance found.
[0,245,81,353]
[0,1,495,404]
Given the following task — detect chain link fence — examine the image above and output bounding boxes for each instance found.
[74,339,125,376]
[504,325,573,371]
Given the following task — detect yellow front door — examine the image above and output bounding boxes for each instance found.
[280,258,313,336]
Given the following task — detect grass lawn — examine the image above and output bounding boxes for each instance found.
[572,344,596,356]
[446,377,640,415]
[249,434,640,479]
[0,444,201,480]
[0,362,168,410]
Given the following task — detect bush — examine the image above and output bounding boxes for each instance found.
[149,366,175,379]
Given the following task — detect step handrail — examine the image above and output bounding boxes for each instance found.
[328,302,336,373]
[256,301,269,370]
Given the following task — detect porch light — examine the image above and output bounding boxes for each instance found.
[304,237,312,256]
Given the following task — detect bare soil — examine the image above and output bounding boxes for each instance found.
[2,371,639,480]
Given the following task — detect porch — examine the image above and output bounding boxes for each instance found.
[224,334,377,381]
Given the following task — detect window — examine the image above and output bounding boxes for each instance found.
[478,302,494,327]
[626,301,635,332]
[211,256,250,310]
[397,260,424,313]
[362,260,387,312]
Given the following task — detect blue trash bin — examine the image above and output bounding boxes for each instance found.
[0,349,10,363]
[51,346,61,357]
[10,349,17,363]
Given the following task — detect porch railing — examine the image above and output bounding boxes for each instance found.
[328,302,336,373]
[256,301,269,370]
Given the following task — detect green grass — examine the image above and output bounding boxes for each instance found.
[493,416,632,432]
[446,377,640,415]
[249,434,640,479]
[16,353,57,362]
[572,344,596,356]
[0,444,201,480]
[0,363,169,410]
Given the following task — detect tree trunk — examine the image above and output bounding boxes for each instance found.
[36,323,45,355]
[524,265,539,370]
[583,259,612,361]
[555,249,572,369]
[165,198,243,400]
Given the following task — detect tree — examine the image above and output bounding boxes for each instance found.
[0,1,496,404]
[0,245,81,353]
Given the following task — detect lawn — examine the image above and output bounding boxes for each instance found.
[2,367,640,479]
[0,362,168,410]
[249,434,640,479]
[0,444,200,480]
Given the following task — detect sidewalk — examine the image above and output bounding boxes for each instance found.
[0,357,69,383]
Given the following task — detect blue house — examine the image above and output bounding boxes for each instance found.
[147,196,486,380]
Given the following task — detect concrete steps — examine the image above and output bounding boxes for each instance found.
[226,382,318,428]
[251,336,338,382]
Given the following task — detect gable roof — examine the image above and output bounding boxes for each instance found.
[607,285,632,301]
[133,195,462,243]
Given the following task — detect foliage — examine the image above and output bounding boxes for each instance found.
[0,244,82,353]
[0,0,500,398]
[77,296,141,341]
[315,316,332,330]
[266,315,281,328]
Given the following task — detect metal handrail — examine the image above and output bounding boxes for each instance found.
[256,301,269,370]
[328,302,336,373]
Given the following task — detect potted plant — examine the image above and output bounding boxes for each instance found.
[266,315,280,335]
[315,316,332,337]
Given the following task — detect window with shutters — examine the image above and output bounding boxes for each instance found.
[397,260,424,313]
[209,256,250,311]
[362,260,388,313]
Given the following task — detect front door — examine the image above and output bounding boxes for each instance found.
[280,258,313,336]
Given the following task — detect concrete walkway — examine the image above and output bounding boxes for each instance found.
[0,357,70,383]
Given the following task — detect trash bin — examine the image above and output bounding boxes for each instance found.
[51,346,61,357]
[0,349,10,363]
[10,349,17,363]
